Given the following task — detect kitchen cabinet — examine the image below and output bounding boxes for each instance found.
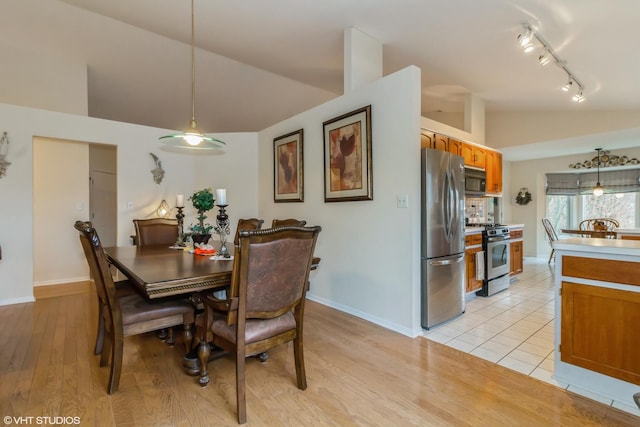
[485,150,503,194]
[465,233,483,293]
[434,134,448,151]
[460,142,486,168]
[447,137,462,156]
[509,229,523,276]
[420,131,435,149]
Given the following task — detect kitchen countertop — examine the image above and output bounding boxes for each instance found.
[553,237,640,257]
[465,223,524,234]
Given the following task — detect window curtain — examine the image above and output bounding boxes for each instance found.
[546,169,640,195]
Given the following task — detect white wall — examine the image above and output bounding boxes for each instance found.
[0,102,259,305]
[258,66,423,337]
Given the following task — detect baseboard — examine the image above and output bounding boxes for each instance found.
[33,281,92,300]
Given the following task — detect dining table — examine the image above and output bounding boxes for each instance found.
[104,244,234,299]
[560,228,617,239]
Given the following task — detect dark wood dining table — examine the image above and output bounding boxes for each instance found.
[560,228,617,238]
[104,245,233,299]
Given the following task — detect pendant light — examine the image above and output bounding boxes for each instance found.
[159,0,225,150]
[593,148,604,196]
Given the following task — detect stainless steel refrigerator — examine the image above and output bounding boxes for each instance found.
[421,148,466,329]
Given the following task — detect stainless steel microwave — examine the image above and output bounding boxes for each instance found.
[465,167,486,196]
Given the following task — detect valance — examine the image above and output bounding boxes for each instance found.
[546,169,640,195]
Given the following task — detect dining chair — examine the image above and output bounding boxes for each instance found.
[271,218,307,228]
[579,218,619,238]
[74,221,195,394]
[541,218,558,264]
[233,218,264,245]
[133,218,179,247]
[198,225,321,424]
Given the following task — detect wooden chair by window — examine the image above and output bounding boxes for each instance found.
[579,218,619,238]
[198,226,321,424]
[74,221,195,394]
[271,218,307,228]
[542,218,558,264]
[133,218,179,247]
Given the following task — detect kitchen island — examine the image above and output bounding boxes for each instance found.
[552,237,640,412]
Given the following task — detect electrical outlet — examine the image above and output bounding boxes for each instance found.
[397,194,409,208]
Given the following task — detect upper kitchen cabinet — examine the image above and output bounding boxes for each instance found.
[434,134,449,151]
[447,137,462,156]
[485,150,503,195]
[460,143,486,168]
[420,131,436,149]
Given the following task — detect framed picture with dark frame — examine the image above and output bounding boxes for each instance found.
[323,105,372,202]
[273,129,304,202]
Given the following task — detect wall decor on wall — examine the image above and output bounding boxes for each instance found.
[0,132,11,178]
[150,152,165,184]
[273,129,304,202]
[568,150,639,169]
[515,187,532,205]
[323,105,372,202]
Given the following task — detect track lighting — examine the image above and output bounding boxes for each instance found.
[517,22,585,103]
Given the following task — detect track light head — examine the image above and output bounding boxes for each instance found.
[538,52,550,66]
[572,91,585,103]
[561,80,573,92]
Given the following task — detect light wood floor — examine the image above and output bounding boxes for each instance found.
[1,293,638,426]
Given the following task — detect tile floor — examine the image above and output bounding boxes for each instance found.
[422,257,640,417]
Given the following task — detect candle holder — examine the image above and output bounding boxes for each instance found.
[175,206,187,247]
[214,205,231,258]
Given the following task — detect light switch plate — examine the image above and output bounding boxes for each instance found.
[397,194,409,208]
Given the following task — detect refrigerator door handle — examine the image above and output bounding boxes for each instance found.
[441,170,451,240]
[431,255,464,267]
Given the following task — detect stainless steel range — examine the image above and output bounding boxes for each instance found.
[467,224,511,297]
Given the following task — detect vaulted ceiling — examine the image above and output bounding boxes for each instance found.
[4,1,640,141]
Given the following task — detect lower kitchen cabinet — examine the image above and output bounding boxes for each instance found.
[510,240,523,275]
[465,246,483,293]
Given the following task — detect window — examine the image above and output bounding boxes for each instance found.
[547,193,639,230]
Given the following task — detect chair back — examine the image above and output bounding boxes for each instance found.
[133,218,178,246]
[542,218,558,243]
[230,226,320,325]
[271,218,307,228]
[233,218,264,245]
[579,218,619,231]
[74,221,122,333]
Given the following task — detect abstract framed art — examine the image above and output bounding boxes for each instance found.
[323,105,372,202]
[273,129,304,202]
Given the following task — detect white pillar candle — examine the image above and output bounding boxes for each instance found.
[176,194,184,207]
[216,189,227,205]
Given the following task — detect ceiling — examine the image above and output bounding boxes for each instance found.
[7,1,640,150]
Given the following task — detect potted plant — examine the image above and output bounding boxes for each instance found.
[189,187,215,245]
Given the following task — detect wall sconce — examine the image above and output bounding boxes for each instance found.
[0,132,11,178]
[156,199,171,218]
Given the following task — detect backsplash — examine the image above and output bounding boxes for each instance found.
[465,197,501,224]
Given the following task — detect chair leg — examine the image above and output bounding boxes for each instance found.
[183,322,193,353]
[293,336,307,390]
[94,303,105,355]
[548,248,555,264]
[107,336,124,394]
[236,350,247,424]
[157,328,168,341]
[197,340,211,387]
[166,327,175,346]
[100,332,112,367]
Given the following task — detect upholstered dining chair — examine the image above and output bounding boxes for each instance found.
[233,218,264,245]
[198,226,321,424]
[74,221,195,394]
[271,218,307,228]
[133,218,179,247]
[542,218,559,264]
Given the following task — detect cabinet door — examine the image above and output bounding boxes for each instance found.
[473,147,486,168]
[420,131,435,149]
[448,138,462,156]
[460,143,474,166]
[485,150,503,194]
[465,247,483,292]
[561,281,640,385]
[460,142,485,168]
[509,241,523,275]
[434,134,448,151]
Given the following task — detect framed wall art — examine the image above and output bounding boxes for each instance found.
[273,129,304,202]
[323,105,372,202]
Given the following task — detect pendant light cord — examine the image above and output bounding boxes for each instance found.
[190,0,196,124]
